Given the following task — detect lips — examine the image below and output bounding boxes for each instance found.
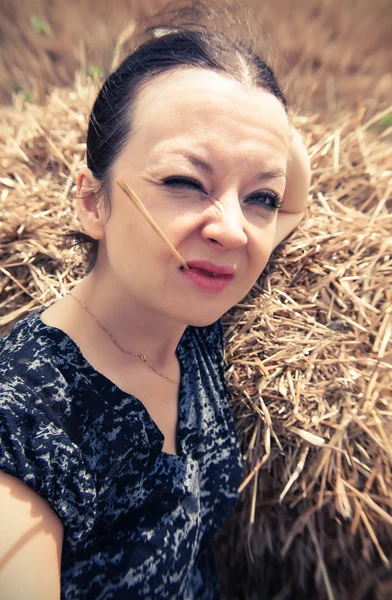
[183,260,236,276]
[180,260,235,292]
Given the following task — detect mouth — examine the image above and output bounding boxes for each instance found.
[179,260,235,292]
[181,260,236,276]
[180,267,220,277]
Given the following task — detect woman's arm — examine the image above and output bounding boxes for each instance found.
[0,470,64,599]
[273,127,311,249]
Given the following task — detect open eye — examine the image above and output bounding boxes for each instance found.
[245,190,282,211]
[162,176,207,194]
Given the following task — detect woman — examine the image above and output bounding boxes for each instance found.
[0,14,310,600]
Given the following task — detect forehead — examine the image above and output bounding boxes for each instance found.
[129,68,290,167]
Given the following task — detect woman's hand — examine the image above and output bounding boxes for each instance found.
[273,127,311,249]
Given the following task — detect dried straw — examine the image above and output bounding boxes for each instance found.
[116,179,189,270]
[0,0,391,115]
[211,109,392,599]
[0,33,391,600]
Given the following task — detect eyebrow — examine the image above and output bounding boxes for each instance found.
[167,151,286,182]
[167,151,214,174]
[256,169,286,182]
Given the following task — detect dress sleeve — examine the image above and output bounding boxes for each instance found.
[0,381,97,543]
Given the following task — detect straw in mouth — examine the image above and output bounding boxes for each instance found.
[116,179,189,271]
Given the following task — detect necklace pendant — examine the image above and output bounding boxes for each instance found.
[67,293,179,383]
[140,354,152,368]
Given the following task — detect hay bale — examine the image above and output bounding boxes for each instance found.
[212,111,392,599]
[0,41,391,600]
[0,0,391,113]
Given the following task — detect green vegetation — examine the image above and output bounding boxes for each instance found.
[86,65,105,80]
[369,112,392,133]
[30,14,52,36]
[377,113,392,128]
[12,84,31,102]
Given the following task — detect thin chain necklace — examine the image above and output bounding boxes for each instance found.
[66,293,180,384]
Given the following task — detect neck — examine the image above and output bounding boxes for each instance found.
[68,269,186,369]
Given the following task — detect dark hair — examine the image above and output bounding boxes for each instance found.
[63,5,287,273]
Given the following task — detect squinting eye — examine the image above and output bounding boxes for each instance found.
[246,190,282,211]
[162,176,206,194]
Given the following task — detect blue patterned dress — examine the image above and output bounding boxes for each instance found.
[0,309,243,599]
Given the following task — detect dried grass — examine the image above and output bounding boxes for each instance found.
[0,0,391,114]
[0,8,392,599]
[212,111,392,599]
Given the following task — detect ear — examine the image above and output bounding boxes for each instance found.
[76,167,106,240]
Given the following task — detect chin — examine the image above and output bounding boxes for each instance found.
[187,317,220,328]
[176,296,244,328]
[180,309,227,328]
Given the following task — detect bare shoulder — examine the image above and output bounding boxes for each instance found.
[40,297,70,330]
[0,470,63,599]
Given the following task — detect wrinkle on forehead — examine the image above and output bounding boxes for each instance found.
[140,95,287,144]
[127,68,290,171]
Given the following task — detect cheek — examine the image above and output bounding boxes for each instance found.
[102,206,144,271]
[164,212,205,244]
[249,222,276,265]
[104,197,185,275]
[240,230,275,288]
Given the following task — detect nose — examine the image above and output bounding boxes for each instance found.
[201,192,248,250]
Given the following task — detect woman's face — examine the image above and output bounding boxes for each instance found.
[100,68,290,326]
